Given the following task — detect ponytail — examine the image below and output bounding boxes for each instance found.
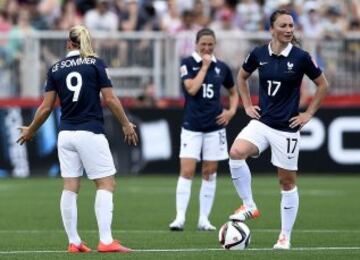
[68,25,96,57]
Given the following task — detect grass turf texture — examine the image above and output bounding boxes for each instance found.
[0,175,359,259]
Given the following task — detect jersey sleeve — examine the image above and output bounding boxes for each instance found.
[44,67,56,92]
[302,52,322,80]
[180,58,196,81]
[222,63,235,89]
[242,48,258,74]
[96,58,113,88]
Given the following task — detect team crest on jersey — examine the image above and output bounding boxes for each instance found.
[287,62,294,71]
[285,61,295,74]
[215,67,220,75]
[180,65,188,77]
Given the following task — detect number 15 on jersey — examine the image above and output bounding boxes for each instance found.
[202,83,214,99]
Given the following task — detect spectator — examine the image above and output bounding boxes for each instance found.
[160,0,181,33]
[118,0,139,31]
[5,0,20,25]
[26,0,50,30]
[84,0,119,32]
[173,10,202,58]
[193,0,210,27]
[236,0,263,32]
[38,0,61,26]
[6,9,35,95]
[137,0,160,31]
[298,1,323,38]
[55,0,83,30]
[210,8,246,69]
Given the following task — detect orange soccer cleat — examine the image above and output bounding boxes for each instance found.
[229,205,260,222]
[67,242,92,253]
[97,240,133,253]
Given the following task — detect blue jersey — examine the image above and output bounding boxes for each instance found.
[180,52,234,132]
[45,50,112,134]
[243,43,322,132]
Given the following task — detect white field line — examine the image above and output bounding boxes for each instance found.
[0,247,360,254]
[0,229,360,234]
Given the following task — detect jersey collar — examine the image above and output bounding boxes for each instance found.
[268,43,293,57]
[67,50,80,57]
[191,51,217,63]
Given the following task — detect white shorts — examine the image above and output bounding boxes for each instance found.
[179,128,228,161]
[58,131,116,180]
[235,120,300,171]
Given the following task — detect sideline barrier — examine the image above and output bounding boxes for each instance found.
[0,107,359,177]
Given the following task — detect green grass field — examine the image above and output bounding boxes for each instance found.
[0,175,359,259]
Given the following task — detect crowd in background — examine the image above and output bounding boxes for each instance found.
[1,0,360,100]
[0,0,359,36]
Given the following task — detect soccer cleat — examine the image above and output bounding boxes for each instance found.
[97,240,133,253]
[273,234,291,250]
[197,219,216,231]
[229,205,260,221]
[68,242,92,253]
[169,219,185,231]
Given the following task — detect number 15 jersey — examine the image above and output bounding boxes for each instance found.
[45,50,112,134]
[180,52,234,133]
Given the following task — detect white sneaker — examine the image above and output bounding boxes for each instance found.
[197,219,216,231]
[273,234,291,250]
[229,205,260,222]
[169,219,184,231]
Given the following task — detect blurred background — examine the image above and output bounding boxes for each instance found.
[0,0,359,177]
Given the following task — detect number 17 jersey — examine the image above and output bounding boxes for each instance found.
[243,43,322,132]
[45,50,112,134]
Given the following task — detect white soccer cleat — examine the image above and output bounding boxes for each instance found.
[197,219,216,231]
[169,219,185,231]
[273,234,291,250]
[229,205,260,222]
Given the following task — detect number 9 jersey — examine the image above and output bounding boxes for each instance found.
[45,50,112,134]
[180,52,234,133]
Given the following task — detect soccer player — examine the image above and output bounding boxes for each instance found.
[17,25,138,253]
[169,28,239,231]
[228,9,328,249]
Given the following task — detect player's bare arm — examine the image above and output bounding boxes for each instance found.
[237,68,261,119]
[17,91,57,145]
[101,87,138,146]
[183,54,212,96]
[216,86,239,126]
[289,73,329,129]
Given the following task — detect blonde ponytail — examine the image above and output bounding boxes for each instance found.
[69,25,96,57]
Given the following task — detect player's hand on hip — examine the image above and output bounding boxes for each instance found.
[245,106,261,120]
[16,126,33,145]
[216,109,234,126]
[122,122,138,146]
[289,112,312,129]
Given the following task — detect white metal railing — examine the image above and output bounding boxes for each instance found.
[0,31,359,99]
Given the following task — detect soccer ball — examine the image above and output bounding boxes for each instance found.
[218,221,251,250]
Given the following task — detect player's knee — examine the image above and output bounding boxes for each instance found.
[95,175,116,192]
[180,170,194,180]
[279,178,296,191]
[201,172,217,181]
[229,147,248,160]
[201,164,217,176]
[201,167,217,180]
